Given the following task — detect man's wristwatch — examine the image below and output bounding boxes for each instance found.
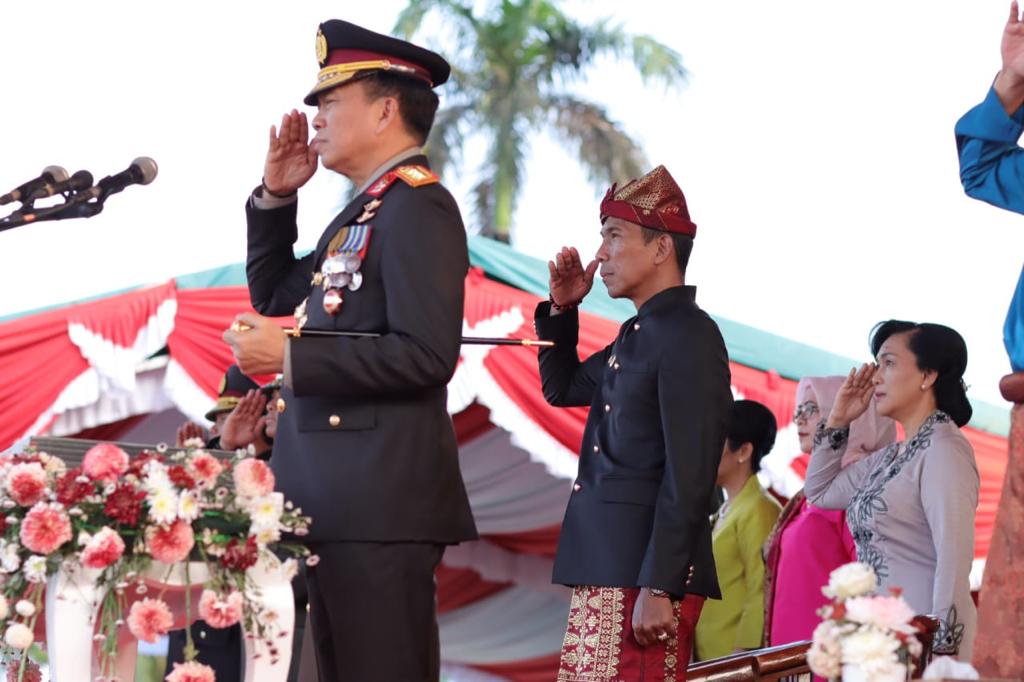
[646,588,671,599]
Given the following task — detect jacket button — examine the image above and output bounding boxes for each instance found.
[633,323,640,331]
[604,404,611,412]
[573,483,582,492]
[329,414,341,427]
[614,362,621,370]
[593,445,599,453]
[275,398,286,413]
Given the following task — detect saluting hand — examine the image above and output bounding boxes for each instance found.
[548,246,597,310]
[826,363,878,430]
[175,421,207,448]
[264,110,317,195]
[220,389,270,451]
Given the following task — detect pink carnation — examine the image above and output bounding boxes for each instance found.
[165,661,216,682]
[145,520,194,563]
[844,594,916,632]
[6,462,47,507]
[81,527,125,569]
[233,458,275,498]
[188,452,224,488]
[20,502,72,554]
[198,589,243,628]
[126,598,173,643]
[81,443,129,483]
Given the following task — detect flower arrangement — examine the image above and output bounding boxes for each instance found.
[807,562,923,682]
[0,441,311,681]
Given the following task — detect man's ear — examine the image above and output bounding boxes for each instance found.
[654,233,674,265]
[375,96,400,134]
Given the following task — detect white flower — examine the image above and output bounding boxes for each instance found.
[0,595,8,620]
[253,526,281,546]
[183,437,205,449]
[147,489,179,525]
[807,641,841,679]
[15,600,35,617]
[78,530,93,547]
[823,562,878,600]
[0,542,20,573]
[257,609,281,627]
[246,493,283,531]
[840,626,900,665]
[23,555,47,583]
[4,622,33,649]
[177,490,200,522]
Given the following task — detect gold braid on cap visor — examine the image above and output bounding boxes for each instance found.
[314,60,431,88]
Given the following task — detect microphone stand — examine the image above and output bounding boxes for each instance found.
[0,191,105,232]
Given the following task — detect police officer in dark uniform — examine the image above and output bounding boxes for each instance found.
[536,166,732,680]
[222,20,476,682]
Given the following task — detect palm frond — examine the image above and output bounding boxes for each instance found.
[543,95,647,189]
[393,0,479,39]
[630,35,687,86]
[423,104,474,179]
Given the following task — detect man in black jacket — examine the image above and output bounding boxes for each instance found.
[536,165,732,681]
[222,20,476,682]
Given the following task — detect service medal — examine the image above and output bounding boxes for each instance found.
[348,271,363,291]
[323,288,343,315]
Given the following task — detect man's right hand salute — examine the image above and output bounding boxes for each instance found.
[548,245,597,312]
[263,109,318,195]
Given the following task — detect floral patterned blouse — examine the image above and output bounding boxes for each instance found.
[804,411,978,659]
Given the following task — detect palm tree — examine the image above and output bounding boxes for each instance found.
[395,0,686,242]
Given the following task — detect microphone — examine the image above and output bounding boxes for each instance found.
[0,166,69,205]
[25,170,94,202]
[97,157,158,198]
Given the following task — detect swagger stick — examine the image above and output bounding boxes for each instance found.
[227,322,554,348]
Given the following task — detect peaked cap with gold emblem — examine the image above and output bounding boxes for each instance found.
[599,165,697,237]
[303,20,451,106]
[204,365,260,422]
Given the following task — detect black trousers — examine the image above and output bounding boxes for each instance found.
[305,541,444,682]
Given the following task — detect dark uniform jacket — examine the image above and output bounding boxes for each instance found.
[535,285,731,598]
[245,155,477,544]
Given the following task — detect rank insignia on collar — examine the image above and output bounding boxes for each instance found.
[607,354,617,368]
[357,198,382,223]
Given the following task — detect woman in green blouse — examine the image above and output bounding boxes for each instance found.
[695,400,782,661]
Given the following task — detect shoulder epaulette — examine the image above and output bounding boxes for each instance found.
[366,164,440,198]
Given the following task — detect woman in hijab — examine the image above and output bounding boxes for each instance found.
[762,375,896,647]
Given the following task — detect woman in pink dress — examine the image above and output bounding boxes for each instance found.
[762,376,896,646]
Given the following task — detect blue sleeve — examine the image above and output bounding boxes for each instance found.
[955,85,1024,213]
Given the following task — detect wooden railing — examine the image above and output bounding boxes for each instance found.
[687,614,942,681]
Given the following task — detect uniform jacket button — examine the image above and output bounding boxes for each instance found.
[593,445,599,453]
[573,482,582,492]
[604,404,611,412]
[633,323,640,331]
[329,414,341,427]
[275,397,287,413]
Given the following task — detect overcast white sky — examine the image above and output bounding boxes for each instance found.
[2,0,1022,409]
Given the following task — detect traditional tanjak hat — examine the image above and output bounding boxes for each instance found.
[303,20,451,105]
[599,164,697,237]
[204,365,260,422]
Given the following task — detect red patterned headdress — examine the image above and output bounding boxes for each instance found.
[599,165,696,237]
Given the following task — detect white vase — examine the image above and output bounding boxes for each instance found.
[840,662,907,682]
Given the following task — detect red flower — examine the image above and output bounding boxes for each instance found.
[146,520,195,564]
[832,601,847,620]
[198,589,243,628]
[221,535,259,571]
[6,463,47,507]
[188,452,224,488]
[103,484,146,527]
[55,468,93,506]
[20,503,72,554]
[167,465,196,490]
[233,458,275,498]
[82,443,129,483]
[6,659,42,682]
[127,598,173,643]
[165,661,215,682]
[126,452,164,477]
[81,527,125,569]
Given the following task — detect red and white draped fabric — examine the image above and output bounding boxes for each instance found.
[0,270,1011,681]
